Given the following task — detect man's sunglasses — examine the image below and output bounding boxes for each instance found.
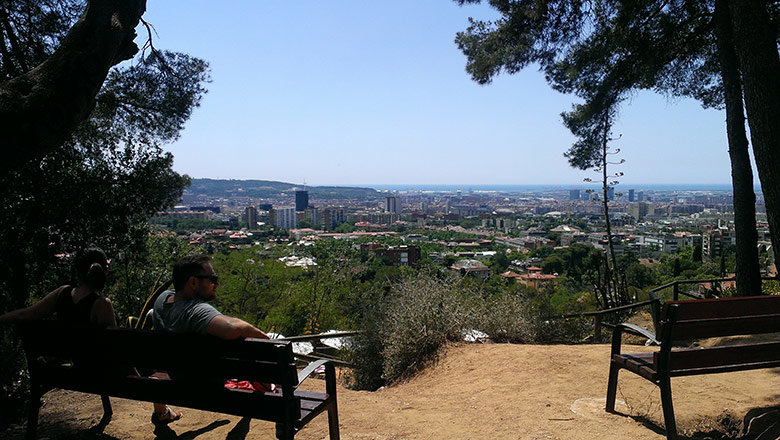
[195,274,219,284]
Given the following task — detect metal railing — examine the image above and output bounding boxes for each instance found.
[545,297,661,340]
[278,331,361,367]
[649,276,777,301]
[544,276,778,340]
[277,331,362,342]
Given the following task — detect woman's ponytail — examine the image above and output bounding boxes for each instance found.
[86,262,106,291]
[74,247,108,291]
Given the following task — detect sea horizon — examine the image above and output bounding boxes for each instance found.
[189,178,757,193]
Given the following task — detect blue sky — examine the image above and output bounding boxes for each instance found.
[137,1,739,186]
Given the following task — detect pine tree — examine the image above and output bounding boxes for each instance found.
[454,0,774,294]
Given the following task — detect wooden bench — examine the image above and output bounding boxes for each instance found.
[606,295,780,439]
[17,320,340,440]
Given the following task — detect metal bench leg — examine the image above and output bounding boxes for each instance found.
[605,361,620,412]
[275,422,294,440]
[327,401,340,440]
[324,362,340,440]
[94,394,113,431]
[100,395,113,419]
[659,378,677,440]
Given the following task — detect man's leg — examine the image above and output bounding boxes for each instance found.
[152,403,182,424]
[149,372,182,424]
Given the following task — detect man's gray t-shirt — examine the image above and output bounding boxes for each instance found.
[152,290,221,335]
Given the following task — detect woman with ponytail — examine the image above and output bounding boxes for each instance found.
[0,247,116,327]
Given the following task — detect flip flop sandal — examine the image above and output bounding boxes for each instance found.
[151,407,182,425]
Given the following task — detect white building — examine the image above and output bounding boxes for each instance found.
[270,206,297,230]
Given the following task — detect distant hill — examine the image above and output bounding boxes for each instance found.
[185,178,380,200]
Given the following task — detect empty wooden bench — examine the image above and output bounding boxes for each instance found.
[606,295,780,439]
[17,320,340,440]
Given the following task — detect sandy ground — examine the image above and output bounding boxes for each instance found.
[5,343,780,440]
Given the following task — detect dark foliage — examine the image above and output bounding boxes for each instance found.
[0,0,82,80]
[0,0,209,429]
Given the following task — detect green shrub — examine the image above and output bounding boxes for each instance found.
[762,280,780,295]
[472,294,536,343]
[344,303,385,391]
[535,317,594,343]
[346,272,600,388]
[379,274,472,383]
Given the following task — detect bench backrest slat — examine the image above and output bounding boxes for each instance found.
[667,314,780,340]
[17,321,299,387]
[655,341,780,372]
[665,295,780,319]
[660,296,780,341]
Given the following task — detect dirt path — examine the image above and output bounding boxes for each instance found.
[6,343,780,439]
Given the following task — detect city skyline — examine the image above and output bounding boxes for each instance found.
[141,2,745,186]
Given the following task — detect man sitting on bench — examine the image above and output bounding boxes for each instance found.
[150,254,269,426]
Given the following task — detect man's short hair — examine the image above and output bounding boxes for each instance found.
[173,254,212,291]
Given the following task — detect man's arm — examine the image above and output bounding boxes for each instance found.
[204,314,269,340]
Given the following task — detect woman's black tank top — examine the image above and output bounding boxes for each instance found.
[55,286,99,325]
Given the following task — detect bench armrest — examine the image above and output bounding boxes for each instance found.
[619,323,659,345]
[611,323,659,355]
[297,359,329,387]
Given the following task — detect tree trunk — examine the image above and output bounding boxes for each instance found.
[714,0,763,296]
[599,113,626,307]
[728,0,780,275]
[0,0,146,173]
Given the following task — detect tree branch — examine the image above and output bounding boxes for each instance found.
[0,0,147,173]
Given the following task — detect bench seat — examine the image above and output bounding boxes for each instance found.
[611,352,656,380]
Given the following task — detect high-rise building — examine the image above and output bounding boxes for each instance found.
[627,202,654,221]
[569,189,580,200]
[703,221,735,259]
[637,191,645,202]
[304,206,319,226]
[628,189,635,202]
[295,190,309,212]
[269,206,297,230]
[322,207,345,231]
[386,195,400,214]
[606,187,615,201]
[243,206,258,229]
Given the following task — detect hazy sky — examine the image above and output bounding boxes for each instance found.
[137,1,741,186]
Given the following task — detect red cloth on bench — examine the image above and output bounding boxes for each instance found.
[224,380,276,393]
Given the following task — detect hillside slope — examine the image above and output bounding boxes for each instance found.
[184,178,379,201]
[7,343,780,439]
